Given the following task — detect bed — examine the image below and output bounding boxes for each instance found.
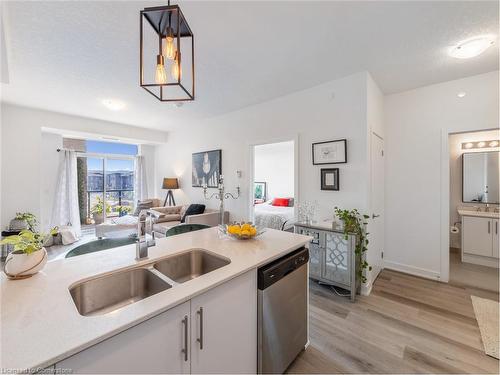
[254,202,295,231]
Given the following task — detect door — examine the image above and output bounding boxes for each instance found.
[56,301,191,374]
[493,219,499,258]
[370,133,385,278]
[462,216,493,257]
[190,270,257,374]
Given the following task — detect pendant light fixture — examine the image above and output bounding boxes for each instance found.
[140,1,194,102]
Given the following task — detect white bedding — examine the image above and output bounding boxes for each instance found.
[254,204,295,231]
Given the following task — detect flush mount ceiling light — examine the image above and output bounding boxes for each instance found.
[101,99,125,111]
[461,140,500,150]
[140,1,194,102]
[457,92,466,98]
[449,36,496,59]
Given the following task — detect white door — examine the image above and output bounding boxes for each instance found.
[492,219,499,258]
[462,216,493,257]
[56,301,191,374]
[369,133,385,279]
[190,270,257,374]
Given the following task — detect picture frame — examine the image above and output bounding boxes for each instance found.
[312,139,347,165]
[320,168,339,191]
[254,181,267,202]
[192,149,222,188]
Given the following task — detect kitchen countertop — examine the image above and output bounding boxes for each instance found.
[1,228,311,371]
[457,209,500,219]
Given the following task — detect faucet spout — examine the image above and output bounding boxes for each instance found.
[136,209,160,260]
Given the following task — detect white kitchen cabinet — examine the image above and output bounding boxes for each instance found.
[493,219,499,258]
[190,270,257,374]
[56,301,191,374]
[462,216,494,257]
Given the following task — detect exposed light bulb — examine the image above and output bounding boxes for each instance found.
[477,141,486,148]
[171,51,181,81]
[489,141,499,147]
[155,55,167,84]
[163,27,176,60]
[464,142,473,149]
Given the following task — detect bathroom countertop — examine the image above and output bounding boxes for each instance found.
[457,209,500,219]
[0,227,311,371]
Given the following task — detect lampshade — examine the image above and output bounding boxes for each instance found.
[162,178,179,189]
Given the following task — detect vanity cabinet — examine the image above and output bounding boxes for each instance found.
[55,270,257,374]
[462,216,499,266]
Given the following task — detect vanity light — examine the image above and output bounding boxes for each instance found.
[449,36,496,59]
[462,140,500,150]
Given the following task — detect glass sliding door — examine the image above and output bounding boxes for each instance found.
[105,158,135,218]
[81,156,106,224]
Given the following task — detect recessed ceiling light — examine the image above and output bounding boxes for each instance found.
[457,92,466,98]
[449,36,495,59]
[101,99,125,111]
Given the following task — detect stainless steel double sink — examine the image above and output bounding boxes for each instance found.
[69,249,230,317]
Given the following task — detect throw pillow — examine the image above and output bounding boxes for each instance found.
[181,204,206,223]
[133,200,154,216]
[272,198,290,207]
[156,214,182,223]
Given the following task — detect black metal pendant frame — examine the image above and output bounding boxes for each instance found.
[140,4,195,102]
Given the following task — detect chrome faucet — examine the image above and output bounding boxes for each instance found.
[136,209,160,260]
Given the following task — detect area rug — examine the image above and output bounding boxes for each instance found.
[471,295,499,359]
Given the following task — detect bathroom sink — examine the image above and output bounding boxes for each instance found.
[154,249,231,283]
[70,268,171,316]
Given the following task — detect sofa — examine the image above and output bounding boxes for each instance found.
[95,199,229,238]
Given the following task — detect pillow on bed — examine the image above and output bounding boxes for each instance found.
[272,198,290,207]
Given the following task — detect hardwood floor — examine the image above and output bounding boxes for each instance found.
[287,269,499,374]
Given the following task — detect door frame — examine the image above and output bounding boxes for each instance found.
[247,135,299,222]
[440,127,498,283]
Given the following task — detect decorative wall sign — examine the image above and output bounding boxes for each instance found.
[312,139,347,164]
[321,168,339,191]
[192,149,222,187]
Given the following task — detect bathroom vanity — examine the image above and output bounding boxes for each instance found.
[458,209,499,268]
[0,228,311,373]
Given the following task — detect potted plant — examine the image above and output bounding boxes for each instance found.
[9,212,37,231]
[0,228,56,279]
[91,197,111,224]
[116,205,132,217]
[334,207,372,283]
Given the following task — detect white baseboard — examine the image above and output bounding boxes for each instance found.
[383,260,441,281]
[462,254,499,268]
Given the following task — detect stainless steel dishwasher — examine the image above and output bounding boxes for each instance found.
[258,247,309,374]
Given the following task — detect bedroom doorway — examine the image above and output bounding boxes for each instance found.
[250,140,297,231]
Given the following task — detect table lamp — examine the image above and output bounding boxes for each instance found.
[162,178,179,206]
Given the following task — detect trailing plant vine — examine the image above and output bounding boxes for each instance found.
[15,212,38,231]
[334,207,372,283]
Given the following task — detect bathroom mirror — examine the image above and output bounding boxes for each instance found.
[462,151,499,204]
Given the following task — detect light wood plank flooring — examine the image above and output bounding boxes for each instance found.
[287,269,499,374]
[449,248,499,293]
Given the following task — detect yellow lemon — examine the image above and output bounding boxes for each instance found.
[241,223,252,231]
[249,227,257,236]
[241,230,250,237]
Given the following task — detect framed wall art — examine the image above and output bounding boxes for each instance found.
[312,139,347,164]
[320,168,339,191]
[192,149,222,187]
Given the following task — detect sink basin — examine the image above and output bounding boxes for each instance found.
[70,268,171,316]
[154,249,231,283]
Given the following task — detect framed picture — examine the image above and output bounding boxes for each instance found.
[192,149,222,187]
[312,139,347,164]
[321,168,339,191]
[254,181,267,202]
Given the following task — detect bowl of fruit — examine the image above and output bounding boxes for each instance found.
[219,222,265,240]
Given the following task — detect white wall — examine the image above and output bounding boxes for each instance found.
[384,71,499,280]
[254,141,294,199]
[449,130,500,249]
[1,104,167,230]
[155,72,371,223]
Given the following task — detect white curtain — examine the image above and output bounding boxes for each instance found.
[51,150,81,236]
[135,155,149,202]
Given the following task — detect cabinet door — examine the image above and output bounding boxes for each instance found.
[493,219,499,258]
[56,301,191,374]
[190,270,257,374]
[462,216,493,257]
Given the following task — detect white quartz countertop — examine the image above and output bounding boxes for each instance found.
[457,209,500,219]
[1,228,311,371]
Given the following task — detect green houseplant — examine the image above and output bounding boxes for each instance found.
[91,196,111,224]
[116,205,132,217]
[334,207,372,283]
[0,228,56,279]
[9,212,38,231]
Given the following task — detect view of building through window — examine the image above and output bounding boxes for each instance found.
[77,140,138,225]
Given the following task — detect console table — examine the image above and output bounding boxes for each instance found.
[294,221,359,301]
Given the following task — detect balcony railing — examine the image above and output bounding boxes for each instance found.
[87,189,134,217]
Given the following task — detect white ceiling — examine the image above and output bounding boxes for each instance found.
[1,1,498,131]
